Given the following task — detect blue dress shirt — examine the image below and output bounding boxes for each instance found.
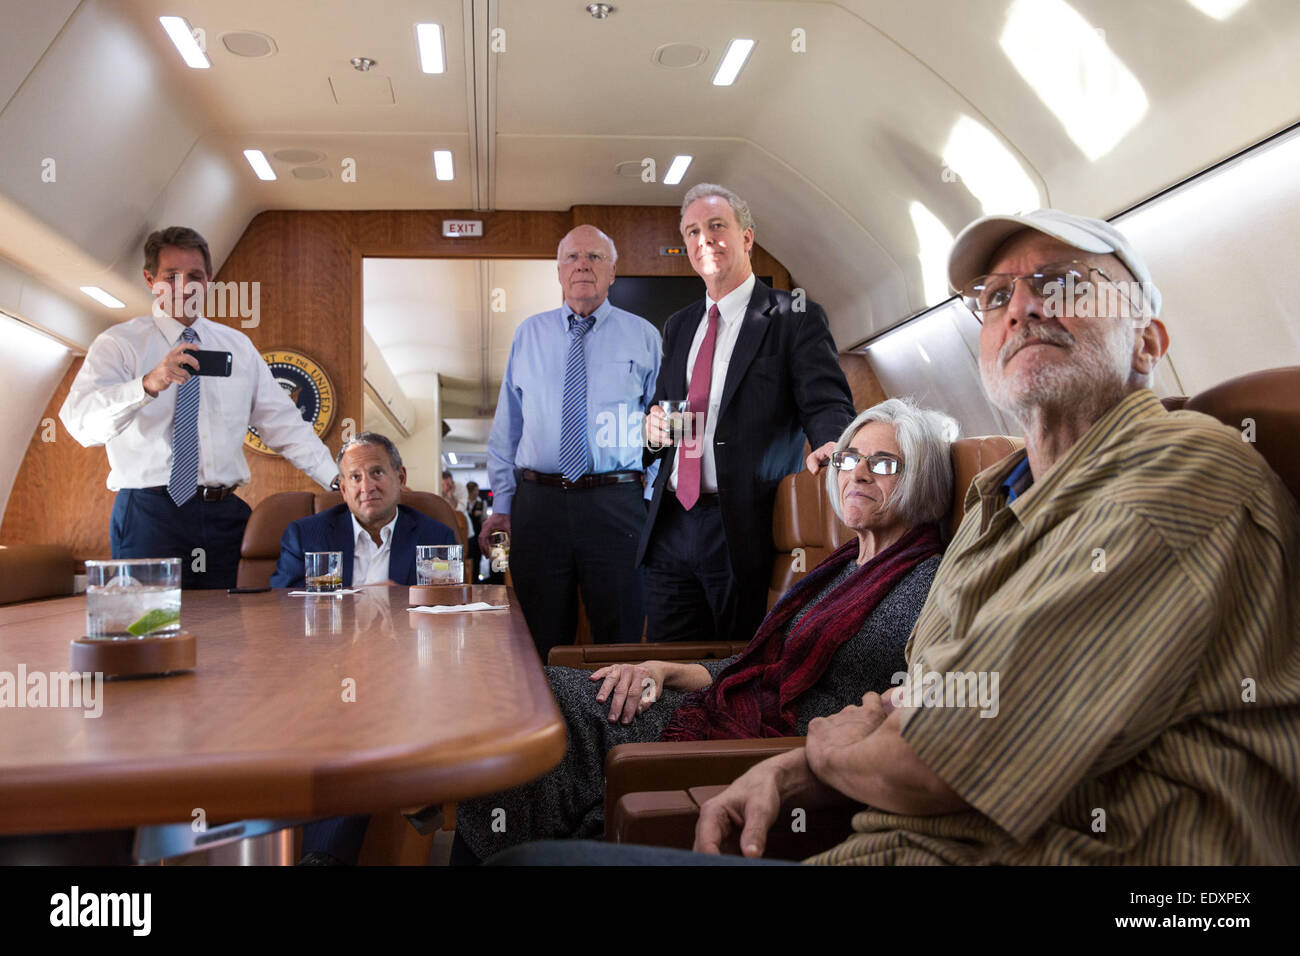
[487,298,661,514]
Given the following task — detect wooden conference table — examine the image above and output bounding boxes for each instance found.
[0,586,565,836]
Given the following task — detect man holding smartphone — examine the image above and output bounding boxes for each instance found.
[60,226,337,589]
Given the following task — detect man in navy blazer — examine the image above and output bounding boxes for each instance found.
[270,432,455,589]
[640,184,855,645]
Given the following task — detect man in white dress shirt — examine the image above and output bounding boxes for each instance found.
[59,226,338,589]
[639,185,855,642]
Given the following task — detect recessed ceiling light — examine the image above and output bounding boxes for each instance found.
[712,38,754,86]
[586,3,613,18]
[159,16,210,69]
[447,452,458,465]
[416,23,445,73]
[663,155,693,185]
[243,149,276,181]
[433,149,454,181]
[80,286,125,309]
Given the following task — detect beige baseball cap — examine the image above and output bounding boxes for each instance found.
[947,209,1161,316]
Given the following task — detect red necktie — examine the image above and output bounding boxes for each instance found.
[676,304,720,510]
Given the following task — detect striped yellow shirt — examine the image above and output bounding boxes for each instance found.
[810,389,1300,865]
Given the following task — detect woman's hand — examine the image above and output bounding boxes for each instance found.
[591,661,669,724]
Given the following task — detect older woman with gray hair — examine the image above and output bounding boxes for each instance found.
[450,397,958,863]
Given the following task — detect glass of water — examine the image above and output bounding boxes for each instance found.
[657,400,688,442]
[417,545,464,586]
[85,558,182,640]
[305,551,343,593]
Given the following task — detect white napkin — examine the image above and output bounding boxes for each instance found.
[409,602,508,614]
[289,588,364,597]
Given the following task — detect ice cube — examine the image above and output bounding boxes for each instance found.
[105,573,141,589]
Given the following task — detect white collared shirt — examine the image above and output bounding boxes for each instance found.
[352,512,399,586]
[59,313,337,491]
[670,271,756,493]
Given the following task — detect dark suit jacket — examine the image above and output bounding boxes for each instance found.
[637,277,855,583]
[269,503,456,588]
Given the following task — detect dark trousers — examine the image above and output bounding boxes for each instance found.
[301,814,370,865]
[642,495,767,644]
[110,488,251,590]
[510,479,645,658]
[487,840,798,866]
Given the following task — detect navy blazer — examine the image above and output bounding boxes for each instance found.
[638,278,854,581]
[269,503,456,588]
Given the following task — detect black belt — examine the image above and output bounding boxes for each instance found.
[138,485,239,502]
[519,469,642,491]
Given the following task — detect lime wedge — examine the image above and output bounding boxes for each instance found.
[127,608,180,637]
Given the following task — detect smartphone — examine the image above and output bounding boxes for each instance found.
[184,348,232,377]
[226,586,270,594]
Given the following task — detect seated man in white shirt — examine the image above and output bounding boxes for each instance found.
[270,432,455,589]
[59,226,339,589]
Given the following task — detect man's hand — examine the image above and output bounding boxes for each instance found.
[478,512,510,553]
[694,749,814,858]
[142,343,200,397]
[591,661,669,724]
[805,440,837,474]
[645,404,673,449]
[805,691,891,781]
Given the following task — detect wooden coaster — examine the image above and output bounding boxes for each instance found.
[70,631,196,679]
[409,585,473,606]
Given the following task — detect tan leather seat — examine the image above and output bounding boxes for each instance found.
[0,544,76,605]
[1181,366,1300,502]
[236,489,464,588]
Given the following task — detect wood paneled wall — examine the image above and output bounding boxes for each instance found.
[2,206,874,561]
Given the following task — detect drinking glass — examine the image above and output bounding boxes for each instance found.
[417,545,464,586]
[305,551,343,592]
[85,558,182,640]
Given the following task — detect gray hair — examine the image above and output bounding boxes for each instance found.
[680,183,755,235]
[336,431,403,472]
[825,398,959,528]
[557,225,618,265]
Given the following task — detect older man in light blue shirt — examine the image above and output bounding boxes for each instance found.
[483,225,661,655]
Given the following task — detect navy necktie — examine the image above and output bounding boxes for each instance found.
[168,327,200,506]
[557,315,596,483]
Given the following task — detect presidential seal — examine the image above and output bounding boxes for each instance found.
[244,349,336,455]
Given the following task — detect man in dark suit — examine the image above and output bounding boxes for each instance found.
[639,183,855,643]
[272,430,454,865]
[270,432,455,589]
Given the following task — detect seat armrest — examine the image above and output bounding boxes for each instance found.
[603,738,805,829]
[609,784,861,860]
[547,642,748,668]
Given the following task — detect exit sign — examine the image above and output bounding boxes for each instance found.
[443,220,483,238]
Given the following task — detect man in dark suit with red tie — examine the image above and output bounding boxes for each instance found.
[639,184,855,643]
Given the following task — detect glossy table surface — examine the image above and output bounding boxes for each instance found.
[0,586,565,835]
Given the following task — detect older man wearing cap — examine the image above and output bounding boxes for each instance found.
[489,208,1300,866]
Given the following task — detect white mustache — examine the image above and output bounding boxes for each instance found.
[1000,325,1075,366]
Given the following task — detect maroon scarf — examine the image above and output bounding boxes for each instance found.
[659,524,941,742]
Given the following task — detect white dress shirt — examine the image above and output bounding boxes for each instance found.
[670,272,756,494]
[351,512,398,585]
[59,314,337,491]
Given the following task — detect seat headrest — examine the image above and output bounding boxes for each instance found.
[1184,366,1300,501]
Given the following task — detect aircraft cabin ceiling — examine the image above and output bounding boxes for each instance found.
[1,0,1298,350]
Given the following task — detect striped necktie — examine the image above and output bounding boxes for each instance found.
[168,327,201,506]
[557,314,596,483]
